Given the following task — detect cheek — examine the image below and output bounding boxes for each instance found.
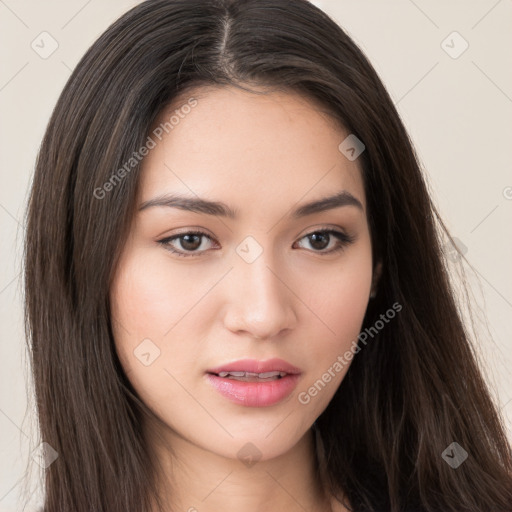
[111,249,204,337]
[322,265,371,342]
[109,247,222,389]
[109,249,173,376]
[304,240,373,346]
[294,241,372,410]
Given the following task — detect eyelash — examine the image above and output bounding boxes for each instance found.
[157,228,356,258]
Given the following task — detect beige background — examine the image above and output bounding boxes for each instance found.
[1,0,511,510]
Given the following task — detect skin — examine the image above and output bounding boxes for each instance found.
[110,85,379,512]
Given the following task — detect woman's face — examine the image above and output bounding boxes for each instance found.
[110,85,374,462]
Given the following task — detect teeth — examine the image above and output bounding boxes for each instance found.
[217,371,287,379]
[219,371,245,377]
[259,371,285,378]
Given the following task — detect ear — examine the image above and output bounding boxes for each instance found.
[370,261,383,298]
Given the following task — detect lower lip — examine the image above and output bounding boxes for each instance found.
[205,373,300,407]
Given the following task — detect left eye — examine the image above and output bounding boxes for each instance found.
[157,229,355,258]
[295,230,355,253]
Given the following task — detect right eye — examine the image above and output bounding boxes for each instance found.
[157,230,219,257]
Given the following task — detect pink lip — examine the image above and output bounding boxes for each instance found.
[205,358,302,407]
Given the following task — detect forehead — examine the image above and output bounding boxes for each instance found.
[139,85,366,217]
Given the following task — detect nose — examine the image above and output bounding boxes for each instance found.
[223,252,298,340]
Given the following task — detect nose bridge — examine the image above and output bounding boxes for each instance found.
[224,241,297,338]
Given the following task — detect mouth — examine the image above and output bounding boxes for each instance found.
[205,359,301,407]
[206,357,301,377]
[209,370,288,382]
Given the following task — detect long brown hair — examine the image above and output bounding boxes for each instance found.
[23,0,512,510]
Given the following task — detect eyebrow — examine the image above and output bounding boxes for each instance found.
[138,190,364,218]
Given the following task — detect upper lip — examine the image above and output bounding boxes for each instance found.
[207,358,301,375]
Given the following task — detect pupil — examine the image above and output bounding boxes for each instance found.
[310,233,329,250]
[181,234,201,250]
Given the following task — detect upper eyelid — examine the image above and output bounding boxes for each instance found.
[159,226,351,242]
[158,227,354,253]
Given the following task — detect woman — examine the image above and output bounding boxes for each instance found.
[23,0,512,511]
